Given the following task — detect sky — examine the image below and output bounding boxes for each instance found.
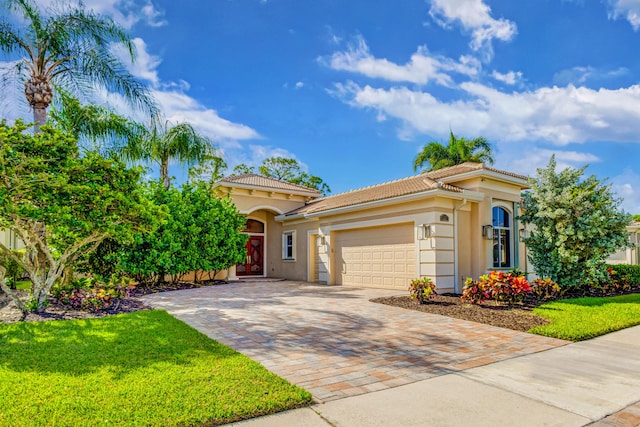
[3,0,640,213]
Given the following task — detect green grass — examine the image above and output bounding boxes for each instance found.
[14,280,30,290]
[0,310,311,426]
[530,293,640,341]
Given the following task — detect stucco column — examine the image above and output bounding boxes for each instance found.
[227,265,239,281]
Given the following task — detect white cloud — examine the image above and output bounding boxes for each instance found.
[428,0,517,58]
[553,66,629,86]
[611,168,640,213]
[153,90,261,146]
[109,38,261,147]
[496,146,600,178]
[33,0,166,29]
[608,0,640,30]
[320,37,480,86]
[112,38,161,87]
[295,81,305,89]
[491,70,522,85]
[332,81,640,145]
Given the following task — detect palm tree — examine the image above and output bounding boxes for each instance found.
[120,121,214,189]
[413,131,495,172]
[0,0,156,131]
[49,89,145,155]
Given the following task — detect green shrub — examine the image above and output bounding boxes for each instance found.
[606,264,640,286]
[51,276,134,311]
[83,181,248,286]
[408,277,437,304]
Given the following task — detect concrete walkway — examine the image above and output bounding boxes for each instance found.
[142,280,640,426]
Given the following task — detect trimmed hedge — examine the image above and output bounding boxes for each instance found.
[606,264,640,286]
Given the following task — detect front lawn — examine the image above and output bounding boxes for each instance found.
[530,293,640,341]
[14,280,30,290]
[0,310,311,426]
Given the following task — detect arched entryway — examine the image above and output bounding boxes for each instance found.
[236,219,265,276]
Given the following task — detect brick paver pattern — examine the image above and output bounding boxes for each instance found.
[142,280,567,402]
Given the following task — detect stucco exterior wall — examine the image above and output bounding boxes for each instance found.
[267,219,319,281]
[222,168,530,293]
[223,190,310,216]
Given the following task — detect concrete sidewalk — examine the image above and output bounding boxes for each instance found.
[231,325,640,427]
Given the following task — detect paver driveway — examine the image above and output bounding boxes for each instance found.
[142,280,567,402]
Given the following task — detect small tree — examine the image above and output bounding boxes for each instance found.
[0,120,157,317]
[519,156,630,288]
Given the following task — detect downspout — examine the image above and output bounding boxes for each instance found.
[453,198,467,294]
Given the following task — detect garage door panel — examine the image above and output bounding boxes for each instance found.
[335,224,415,290]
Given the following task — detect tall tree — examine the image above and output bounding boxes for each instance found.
[519,156,630,288]
[232,164,255,175]
[0,0,156,130]
[235,156,330,195]
[413,131,494,172]
[49,89,144,155]
[188,153,228,187]
[119,121,213,189]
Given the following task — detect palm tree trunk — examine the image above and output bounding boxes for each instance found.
[33,107,47,133]
[161,159,170,189]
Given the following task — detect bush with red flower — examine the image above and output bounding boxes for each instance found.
[462,270,532,305]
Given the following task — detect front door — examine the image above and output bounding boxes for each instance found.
[237,235,264,276]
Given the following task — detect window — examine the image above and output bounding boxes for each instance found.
[244,219,264,233]
[282,231,296,260]
[492,206,512,268]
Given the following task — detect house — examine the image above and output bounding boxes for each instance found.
[214,162,531,293]
[0,228,21,251]
[607,222,640,265]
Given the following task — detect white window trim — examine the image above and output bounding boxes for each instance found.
[492,204,514,269]
[282,230,296,260]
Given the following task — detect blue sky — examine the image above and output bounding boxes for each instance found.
[4,0,640,212]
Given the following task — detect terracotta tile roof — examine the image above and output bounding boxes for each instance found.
[219,174,322,196]
[286,175,463,215]
[427,162,529,181]
[285,162,528,216]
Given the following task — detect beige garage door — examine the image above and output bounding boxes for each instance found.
[334,223,415,289]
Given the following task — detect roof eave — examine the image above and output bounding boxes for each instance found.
[275,188,484,221]
[215,181,321,198]
[439,169,530,188]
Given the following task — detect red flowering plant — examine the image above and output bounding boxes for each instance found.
[601,267,631,294]
[408,277,437,304]
[530,278,563,301]
[461,277,491,304]
[487,271,532,305]
[462,271,532,306]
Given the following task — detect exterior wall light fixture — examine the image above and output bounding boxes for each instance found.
[420,224,434,239]
[482,225,493,240]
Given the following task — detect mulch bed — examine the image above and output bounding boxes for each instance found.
[0,280,227,325]
[371,294,550,332]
